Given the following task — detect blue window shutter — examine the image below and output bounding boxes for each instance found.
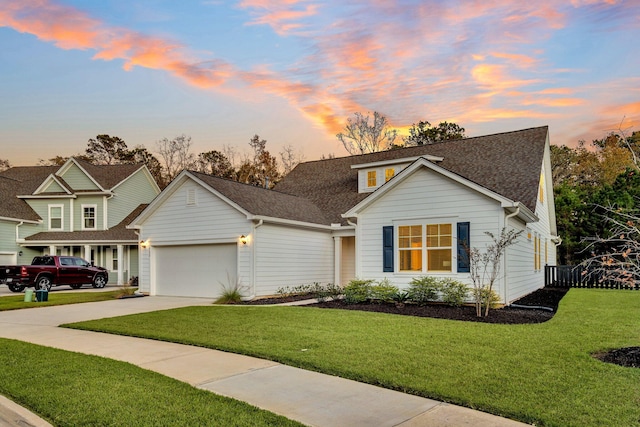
[457,222,470,273]
[383,226,394,272]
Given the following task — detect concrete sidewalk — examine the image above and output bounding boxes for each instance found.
[0,297,530,426]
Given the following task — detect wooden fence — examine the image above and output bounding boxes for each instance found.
[545,265,639,290]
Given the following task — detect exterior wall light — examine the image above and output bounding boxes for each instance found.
[139,240,150,249]
[240,235,248,245]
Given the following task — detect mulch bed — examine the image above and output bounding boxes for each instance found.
[240,287,639,368]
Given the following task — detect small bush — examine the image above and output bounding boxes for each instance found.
[440,279,469,307]
[315,283,342,302]
[215,286,244,304]
[407,276,441,305]
[472,287,501,309]
[276,283,341,302]
[343,279,374,304]
[369,278,399,303]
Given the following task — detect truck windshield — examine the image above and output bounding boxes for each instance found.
[32,257,55,266]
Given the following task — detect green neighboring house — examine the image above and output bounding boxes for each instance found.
[0,158,160,285]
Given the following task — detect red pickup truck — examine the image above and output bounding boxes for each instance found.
[0,255,109,292]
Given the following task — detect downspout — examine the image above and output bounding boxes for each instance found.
[503,206,521,304]
[251,219,264,299]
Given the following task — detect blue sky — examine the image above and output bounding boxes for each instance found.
[1,0,639,166]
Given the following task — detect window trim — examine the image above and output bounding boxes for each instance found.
[48,204,64,231]
[367,171,377,187]
[384,168,395,182]
[395,220,455,273]
[81,204,97,230]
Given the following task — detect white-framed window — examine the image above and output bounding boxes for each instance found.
[367,171,377,187]
[112,248,118,271]
[398,222,453,273]
[48,204,63,230]
[82,204,97,230]
[385,168,395,182]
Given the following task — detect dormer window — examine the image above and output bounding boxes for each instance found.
[385,168,395,182]
[367,171,377,187]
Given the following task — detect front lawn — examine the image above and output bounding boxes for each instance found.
[0,290,120,311]
[0,338,302,426]
[67,289,640,427]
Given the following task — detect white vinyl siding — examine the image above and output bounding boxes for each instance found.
[356,167,501,290]
[254,223,334,296]
[137,179,251,295]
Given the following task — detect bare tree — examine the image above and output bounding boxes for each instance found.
[279,144,305,175]
[155,134,195,183]
[581,204,640,289]
[336,111,398,155]
[469,228,522,317]
[0,158,10,172]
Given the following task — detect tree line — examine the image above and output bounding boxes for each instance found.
[0,134,303,189]
[553,129,640,264]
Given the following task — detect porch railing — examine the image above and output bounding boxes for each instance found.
[545,265,639,290]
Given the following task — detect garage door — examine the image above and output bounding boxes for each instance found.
[153,244,237,298]
[0,253,16,265]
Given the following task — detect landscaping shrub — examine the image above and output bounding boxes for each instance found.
[276,283,342,302]
[369,279,399,303]
[343,279,374,304]
[472,287,501,309]
[439,278,469,307]
[407,276,441,304]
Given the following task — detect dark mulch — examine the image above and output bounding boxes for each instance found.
[307,287,568,325]
[595,347,640,369]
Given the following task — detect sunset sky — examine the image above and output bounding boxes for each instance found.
[1,0,639,166]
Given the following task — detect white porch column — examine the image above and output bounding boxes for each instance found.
[48,245,56,256]
[83,245,91,262]
[117,244,124,286]
[334,236,342,286]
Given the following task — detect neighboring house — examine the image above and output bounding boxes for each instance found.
[130,126,558,303]
[0,158,160,285]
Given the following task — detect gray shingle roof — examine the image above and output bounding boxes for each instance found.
[188,127,547,227]
[189,171,331,225]
[274,126,548,225]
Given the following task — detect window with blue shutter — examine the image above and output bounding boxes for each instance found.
[383,226,394,272]
[457,222,470,273]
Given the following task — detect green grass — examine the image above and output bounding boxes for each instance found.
[0,290,120,311]
[0,338,302,427]
[67,289,640,427]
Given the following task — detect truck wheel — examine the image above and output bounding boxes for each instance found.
[36,276,52,291]
[92,275,106,288]
[8,283,25,293]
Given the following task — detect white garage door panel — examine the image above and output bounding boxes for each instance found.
[0,254,16,265]
[154,244,237,298]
